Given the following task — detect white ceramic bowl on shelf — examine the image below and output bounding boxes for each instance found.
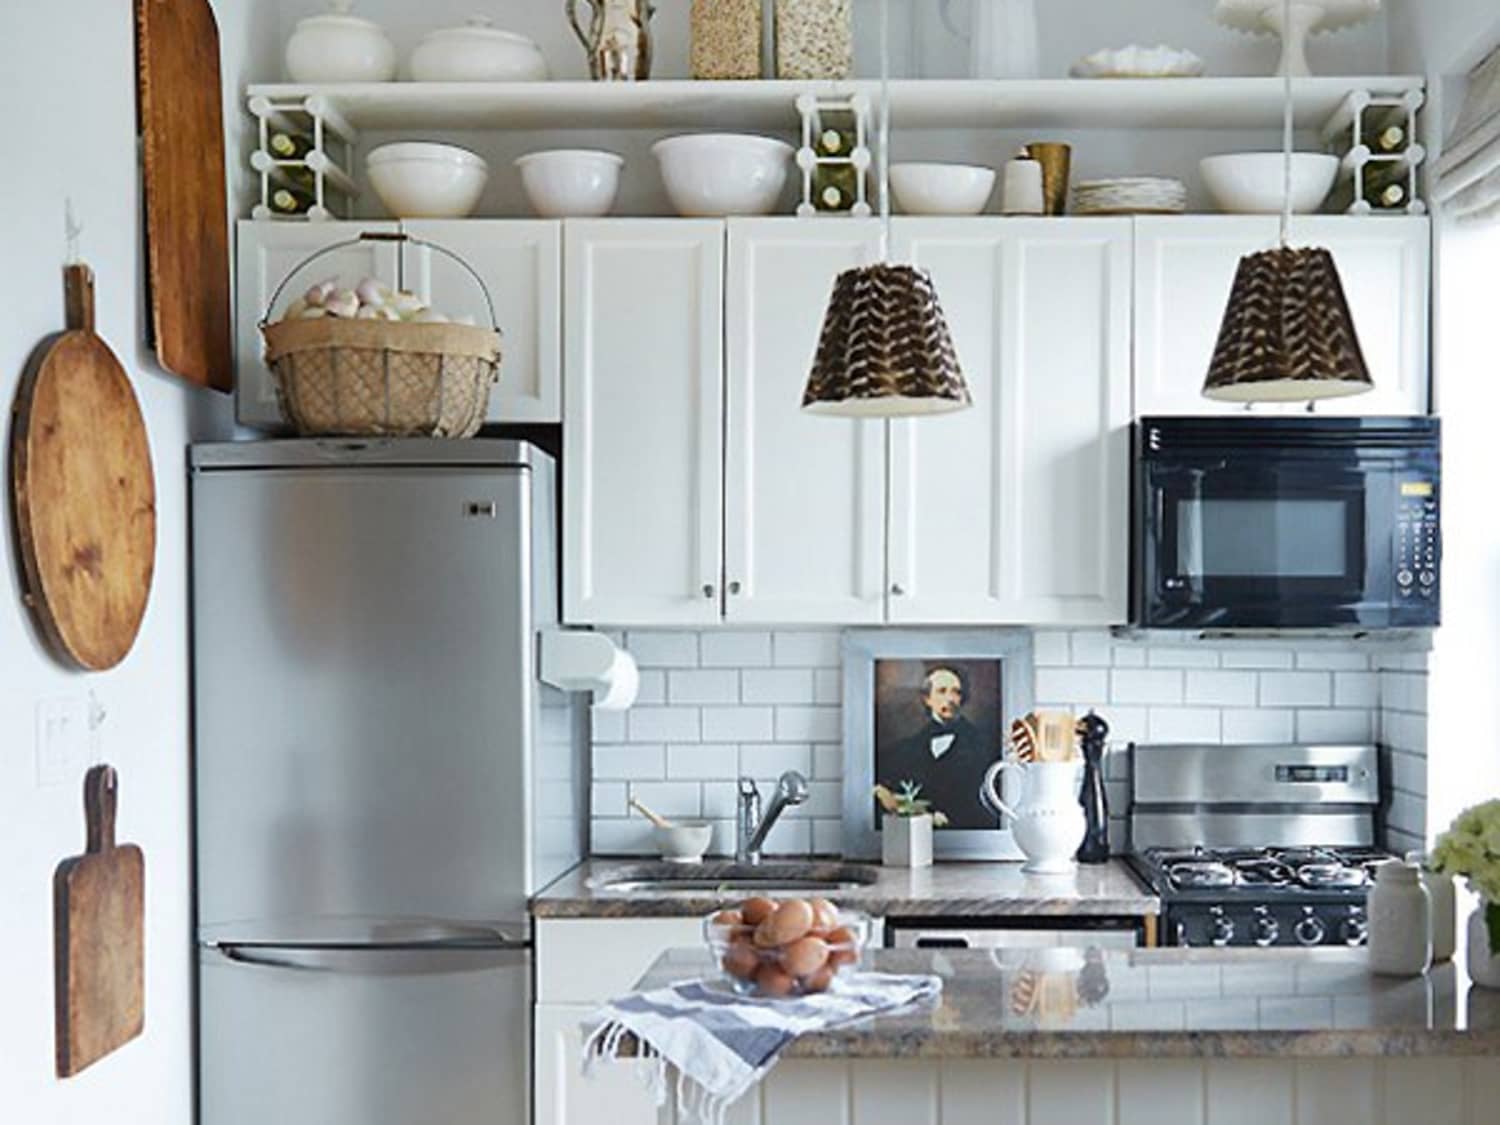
[285,0,397,83]
[367,142,489,218]
[409,17,549,82]
[1199,153,1340,214]
[890,162,996,215]
[652,134,794,217]
[515,150,623,217]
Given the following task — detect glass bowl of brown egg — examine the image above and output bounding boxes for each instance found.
[703,897,872,998]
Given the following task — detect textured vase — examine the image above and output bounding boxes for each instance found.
[882,813,933,868]
[1469,905,1500,990]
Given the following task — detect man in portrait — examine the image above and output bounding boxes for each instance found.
[877,665,999,830]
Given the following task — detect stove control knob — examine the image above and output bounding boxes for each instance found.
[1341,910,1368,947]
[1252,907,1280,947]
[1294,908,1327,947]
[1209,907,1235,947]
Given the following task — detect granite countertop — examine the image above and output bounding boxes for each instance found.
[632,946,1500,1060]
[530,857,1160,919]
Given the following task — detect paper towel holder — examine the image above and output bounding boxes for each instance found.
[538,630,639,711]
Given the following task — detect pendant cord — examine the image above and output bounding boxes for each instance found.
[1280,0,1293,248]
[878,0,891,261]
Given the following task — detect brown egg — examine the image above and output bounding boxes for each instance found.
[826,925,858,966]
[765,899,815,945]
[740,897,778,926]
[755,963,796,998]
[711,908,744,929]
[810,898,840,932]
[782,935,829,979]
[802,965,836,993]
[722,940,759,981]
[752,919,782,948]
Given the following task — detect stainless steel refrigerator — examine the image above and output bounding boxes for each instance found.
[191,439,585,1125]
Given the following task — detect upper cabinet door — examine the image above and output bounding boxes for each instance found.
[723,219,886,625]
[563,220,725,626]
[1134,215,1430,417]
[401,220,562,423]
[888,219,1132,626]
[234,220,399,429]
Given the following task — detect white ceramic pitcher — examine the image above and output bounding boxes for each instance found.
[980,759,1085,874]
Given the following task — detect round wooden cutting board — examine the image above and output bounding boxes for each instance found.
[13,264,156,670]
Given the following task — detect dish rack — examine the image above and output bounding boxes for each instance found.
[248,94,360,221]
[1321,88,1427,215]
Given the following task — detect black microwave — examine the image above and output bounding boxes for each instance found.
[1133,416,1440,629]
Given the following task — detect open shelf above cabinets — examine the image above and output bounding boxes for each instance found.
[245,76,1425,134]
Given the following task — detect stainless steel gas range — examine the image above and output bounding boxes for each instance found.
[1126,743,1393,949]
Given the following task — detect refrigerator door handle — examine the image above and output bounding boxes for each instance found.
[208,939,526,975]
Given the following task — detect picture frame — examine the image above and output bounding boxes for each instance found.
[841,629,1033,861]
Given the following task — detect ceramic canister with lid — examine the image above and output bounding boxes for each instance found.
[1368,859,1432,976]
[285,0,396,83]
[1407,850,1457,963]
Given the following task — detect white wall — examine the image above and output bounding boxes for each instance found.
[0,1,272,1119]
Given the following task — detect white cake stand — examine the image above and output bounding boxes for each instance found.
[1215,0,1381,76]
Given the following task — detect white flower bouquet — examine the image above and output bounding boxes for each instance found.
[1432,798,1500,950]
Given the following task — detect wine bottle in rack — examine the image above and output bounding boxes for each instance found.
[270,186,314,215]
[268,130,315,160]
[811,115,862,213]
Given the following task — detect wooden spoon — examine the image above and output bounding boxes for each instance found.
[629,797,673,830]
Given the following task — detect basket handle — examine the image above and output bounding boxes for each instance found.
[259,231,500,332]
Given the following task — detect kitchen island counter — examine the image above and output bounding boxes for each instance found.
[531,857,1159,921]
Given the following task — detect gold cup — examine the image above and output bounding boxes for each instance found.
[1023,143,1072,216]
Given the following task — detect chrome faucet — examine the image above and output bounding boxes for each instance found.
[736,771,809,865]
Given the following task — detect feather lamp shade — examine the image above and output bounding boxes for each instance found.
[802,263,971,417]
[1203,245,1374,403]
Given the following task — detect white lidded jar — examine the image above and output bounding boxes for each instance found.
[1368,859,1432,976]
[285,0,397,83]
[1407,850,1456,963]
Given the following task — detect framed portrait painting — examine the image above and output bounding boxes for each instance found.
[841,629,1033,860]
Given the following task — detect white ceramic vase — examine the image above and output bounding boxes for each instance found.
[980,760,1085,875]
[1469,905,1500,990]
[882,813,933,868]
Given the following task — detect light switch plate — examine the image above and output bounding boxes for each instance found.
[36,697,88,789]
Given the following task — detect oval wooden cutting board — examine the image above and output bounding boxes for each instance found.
[13,265,156,670]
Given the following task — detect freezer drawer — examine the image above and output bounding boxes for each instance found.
[198,943,529,1125]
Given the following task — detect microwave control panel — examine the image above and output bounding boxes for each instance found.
[1395,480,1439,602]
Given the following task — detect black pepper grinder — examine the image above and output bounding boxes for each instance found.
[1076,710,1110,864]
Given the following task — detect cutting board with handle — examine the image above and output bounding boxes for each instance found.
[54,765,144,1077]
[136,0,233,392]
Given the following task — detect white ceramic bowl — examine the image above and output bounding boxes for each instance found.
[652,134,794,217]
[367,142,489,218]
[409,17,549,82]
[285,0,397,83]
[1199,153,1340,214]
[890,162,997,215]
[656,822,713,864]
[515,149,623,218]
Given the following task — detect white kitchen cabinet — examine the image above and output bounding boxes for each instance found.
[724,219,887,625]
[563,220,725,626]
[401,219,561,423]
[535,917,704,1125]
[1134,215,1429,418]
[234,220,399,428]
[887,219,1132,625]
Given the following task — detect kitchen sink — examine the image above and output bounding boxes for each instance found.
[590,862,880,896]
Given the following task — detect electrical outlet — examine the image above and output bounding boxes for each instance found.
[35,697,88,789]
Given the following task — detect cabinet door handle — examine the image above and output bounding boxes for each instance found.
[727,581,742,595]
[702,584,716,599]
[890,583,905,596]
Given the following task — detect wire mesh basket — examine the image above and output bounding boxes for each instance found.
[260,232,502,438]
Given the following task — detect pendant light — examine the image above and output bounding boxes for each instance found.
[1202,0,1372,405]
[801,0,971,417]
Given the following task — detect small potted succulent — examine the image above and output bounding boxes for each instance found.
[1432,798,1500,989]
[873,781,949,868]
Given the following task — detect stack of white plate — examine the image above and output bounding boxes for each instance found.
[1072,177,1187,215]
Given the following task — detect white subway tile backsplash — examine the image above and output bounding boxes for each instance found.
[629,781,702,817]
[775,705,840,742]
[1258,672,1332,707]
[628,706,701,742]
[1147,647,1221,669]
[1070,632,1115,667]
[1032,630,1071,666]
[594,743,665,780]
[1220,649,1296,670]
[798,781,843,818]
[668,669,740,704]
[741,668,816,704]
[700,631,772,667]
[1185,670,1257,707]
[1380,672,1429,714]
[1101,705,1148,744]
[1147,707,1222,742]
[1036,668,1109,704]
[591,819,652,854]
[1333,672,1380,709]
[1111,669,1184,705]
[665,744,739,780]
[626,631,699,667]
[772,631,841,667]
[1294,709,1372,743]
[739,743,814,778]
[591,710,627,742]
[812,744,844,780]
[1295,650,1371,671]
[701,705,774,742]
[1111,644,1148,667]
[701,781,739,820]
[1382,711,1428,754]
[1221,708,1296,743]
[1388,790,1426,839]
[1388,749,1427,796]
[812,818,845,855]
[591,781,628,818]
[813,668,842,704]
[634,669,667,705]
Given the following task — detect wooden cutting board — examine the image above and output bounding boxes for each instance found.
[12,264,157,671]
[54,765,145,1078]
[136,0,233,392]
